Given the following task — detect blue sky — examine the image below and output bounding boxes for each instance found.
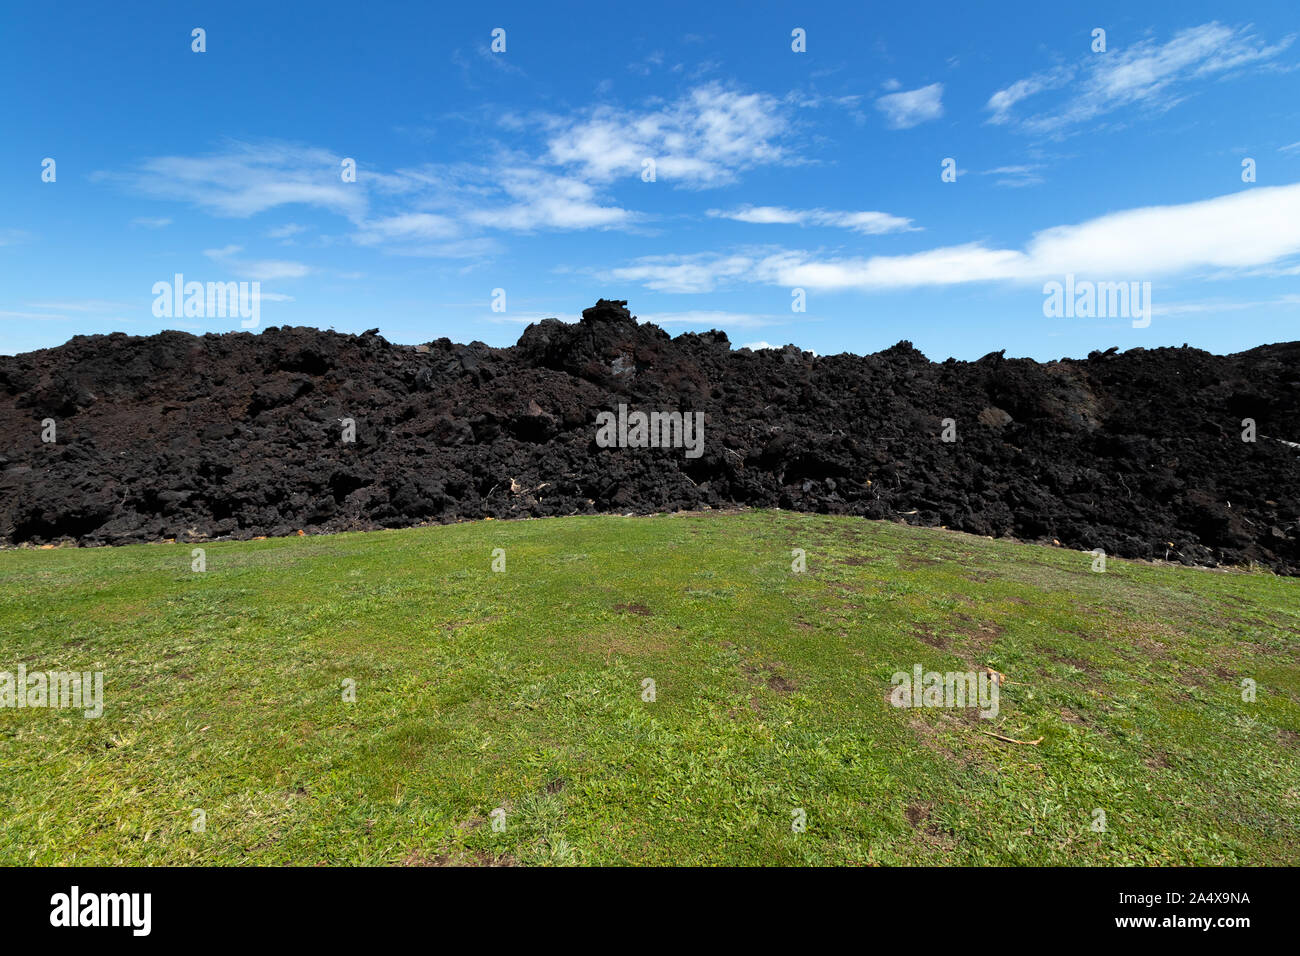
[3,0,1300,360]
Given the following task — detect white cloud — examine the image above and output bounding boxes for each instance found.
[91,83,805,263]
[544,83,795,186]
[830,211,919,233]
[988,23,1294,133]
[241,260,311,281]
[614,182,1300,293]
[752,244,1026,291]
[603,253,756,293]
[1153,294,1300,316]
[1017,183,1300,277]
[709,205,916,234]
[739,341,776,350]
[130,216,173,228]
[714,205,803,225]
[100,143,367,219]
[986,68,1073,125]
[627,51,665,76]
[979,164,1047,188]
[103,138,649,262]
[379,237,503,259]
[0,310,69,321]
[467,170,633,231]
[875,83,944,129]
[203,244,244,259]
[26,299,130,313]
[204,244,310,280]
[353,212,460,245]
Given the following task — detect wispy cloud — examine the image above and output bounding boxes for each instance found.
[757,183,1300,290]
[985,67,1074,126]
[543,82,798,187]
[451,43,528,88]
[374,237,503,259]
[979,164,1047,188]
[1152,294,1300,317]
[98,142,367,219]
[93,77,817,269]
[987,22,1294,133]
[875,82,944,129]
[708,205,917,234]
[627,50,665,76]
[26,299,131,313]
[203,244,311,281]
[2,299,141,323]
[267,222,307,240]
[353,213,460,246]
[465,169,634,231]
[0,310,69,321]
[610,182,1300,293]
[603,253,757,293]
[102,138,643,261]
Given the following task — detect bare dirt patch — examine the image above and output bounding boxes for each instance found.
[913,624,949,649]
[1045,649,1095,674]
[952,613,1005,649]
[905,801,957,849]
[766,674,796,693]
[403,849,517,867]
[742,660,796,694]
[614,602,652,616]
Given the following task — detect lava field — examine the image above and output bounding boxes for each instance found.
[1,299,1297,573]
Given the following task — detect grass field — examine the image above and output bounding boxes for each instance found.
[1,510,1297,866]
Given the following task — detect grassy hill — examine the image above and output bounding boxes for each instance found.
[1,510,1297,865]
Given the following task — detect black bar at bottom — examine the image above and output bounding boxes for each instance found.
[0,865,1276,942]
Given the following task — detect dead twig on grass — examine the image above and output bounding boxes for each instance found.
[980,730,1044,746]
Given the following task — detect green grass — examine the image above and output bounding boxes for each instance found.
[1,510,1297,866]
